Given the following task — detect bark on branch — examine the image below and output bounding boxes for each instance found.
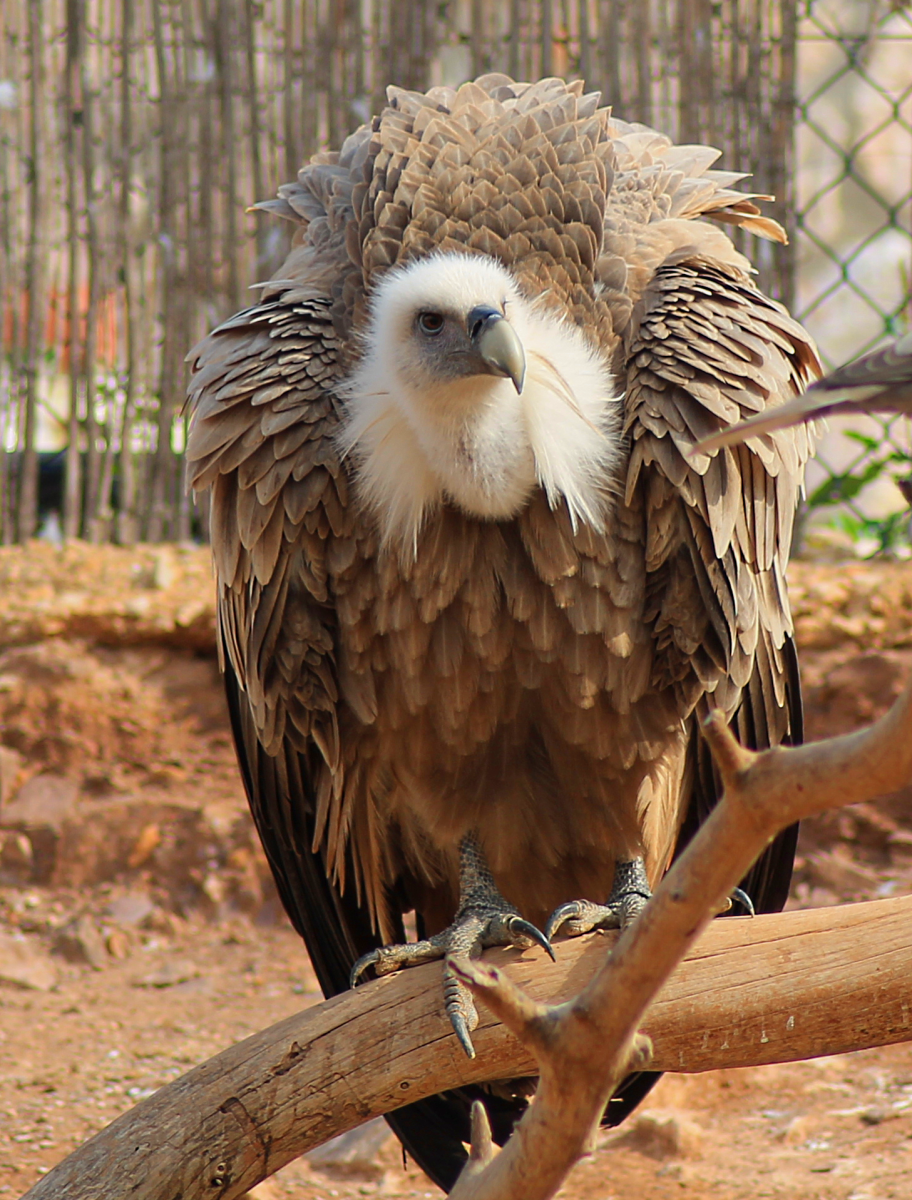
[22,681,912,1200]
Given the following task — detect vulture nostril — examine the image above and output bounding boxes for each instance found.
[467,305,502,342]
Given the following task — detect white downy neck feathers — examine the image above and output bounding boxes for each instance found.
[338,253,623,553]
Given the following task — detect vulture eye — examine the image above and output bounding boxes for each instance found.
[417,311,445,336]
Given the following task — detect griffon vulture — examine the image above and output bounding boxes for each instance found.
[186,74,820,1191]
[696,329,912,453]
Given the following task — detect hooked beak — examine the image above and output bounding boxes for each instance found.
[467,305,526,394]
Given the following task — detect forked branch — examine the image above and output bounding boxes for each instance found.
[446,678,912,1200]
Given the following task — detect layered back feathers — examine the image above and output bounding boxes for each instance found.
[257,74,785,346]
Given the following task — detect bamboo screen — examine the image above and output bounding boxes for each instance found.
[0,1,797,544]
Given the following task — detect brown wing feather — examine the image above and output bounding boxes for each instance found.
[695,329,912,452]
[186,288,356,885]
[623,256,819,725]
[620,252,818,917]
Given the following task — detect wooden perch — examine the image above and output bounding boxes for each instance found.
[21,894,912,1200]
[23,680,912,1200]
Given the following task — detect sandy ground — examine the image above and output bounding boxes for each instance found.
[1,543,912,1198]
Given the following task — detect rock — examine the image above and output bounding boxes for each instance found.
[0,773,79,882]
[619,1109,704,1160]
[48,795,272,921]
[307,1118,393,1180]
[143,907,184,935]
[1,772,79,826]
[52,798,208,891]
[656,1162,698,1184]
[133,960,200,988]
[105,892,155,927]
[781,1114,816,1145]
[127,823,161,869]
[859,1105,902,1126]
[54,916,109,969]
[0,931,58,991]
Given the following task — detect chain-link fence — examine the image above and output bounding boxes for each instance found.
[795,0,912,556]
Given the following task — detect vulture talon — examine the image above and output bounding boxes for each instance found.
[350,950,378,988]
[503,916,556,962]
[729,886,756,917]
[350,934,450,987]
[444,956,479,1059]
[450,1007,477,1060]
[547,857,652,940]
[546,898,621,941]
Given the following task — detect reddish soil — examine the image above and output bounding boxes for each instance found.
[1,543,912,1199]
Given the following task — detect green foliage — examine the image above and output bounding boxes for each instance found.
[807,442,911,510]
[828,509,912,557]
[807,431,912,557]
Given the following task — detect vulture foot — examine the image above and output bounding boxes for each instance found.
[351,833,554,1058]
[546,857,652,940]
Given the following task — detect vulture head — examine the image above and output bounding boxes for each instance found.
[339,251,622,551]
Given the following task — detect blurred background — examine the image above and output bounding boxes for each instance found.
[0,0,910,552]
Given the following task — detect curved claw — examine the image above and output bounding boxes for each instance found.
[451,1008,477,1059]
[545,901,581,943]
[444,957,479,1059]
[508,915,556,961]
[730,886,756,917]
[350,949,379,989]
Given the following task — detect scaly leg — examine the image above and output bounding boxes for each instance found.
[351,833,554,1057]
